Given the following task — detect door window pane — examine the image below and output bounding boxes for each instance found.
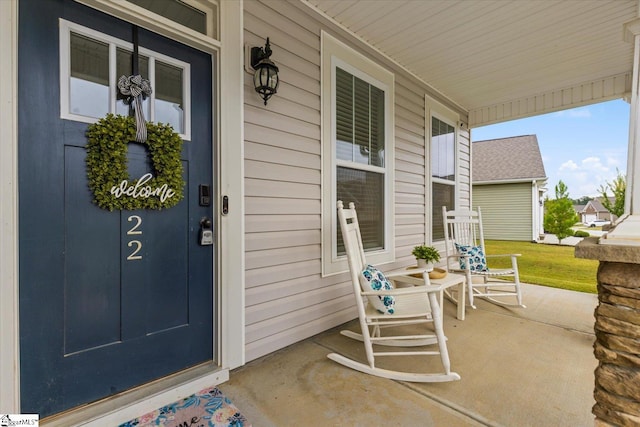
[115,47,150,118]
[62,21,190,138]
[155,61,184,134]
[336,167,384,254]
[70,33,109,118]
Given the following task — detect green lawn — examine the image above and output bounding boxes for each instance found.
[483,240,598,294]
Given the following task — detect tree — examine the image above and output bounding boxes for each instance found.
[544,180,579,244]
[572,195,593,205]
[599,169,626,218]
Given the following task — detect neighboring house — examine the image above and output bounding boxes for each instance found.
[472,136,547,242]
[2,0,640,424]
[577,197,618,223]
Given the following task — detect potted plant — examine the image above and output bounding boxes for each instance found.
[412,245,440,270]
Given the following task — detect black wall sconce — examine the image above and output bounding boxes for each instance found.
[251,37,279,105]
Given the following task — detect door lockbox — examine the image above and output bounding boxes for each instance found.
[199,217,213,246]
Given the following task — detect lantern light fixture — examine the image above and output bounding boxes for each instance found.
[251,37,279,105]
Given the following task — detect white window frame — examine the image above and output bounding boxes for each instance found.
[321,31,395,276]
[59,19,192,140]
[426,96,459,243]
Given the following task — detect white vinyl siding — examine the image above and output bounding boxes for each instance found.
[243,0,470,363]
[394,76,428,265]
[244,1,353,362]
[457,128,472,208]
[473,183,533,241]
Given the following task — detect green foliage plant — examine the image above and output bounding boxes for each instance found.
[544,180,579,244]
[86,114,184,210]
[411,245,441,263]
[599,168,626,218]
[574,230,590,238]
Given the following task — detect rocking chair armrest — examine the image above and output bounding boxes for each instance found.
[384,268,418,278]
[446,253,470,262]
[444,254,469,273]
[384,267,433,279]
[361,284,445,297]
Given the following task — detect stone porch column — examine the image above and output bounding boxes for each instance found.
[576,239,640,426]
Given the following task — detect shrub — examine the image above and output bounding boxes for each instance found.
[411,245,441,262]
[574,230,590,238]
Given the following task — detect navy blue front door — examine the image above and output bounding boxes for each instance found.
[18,0,214,417]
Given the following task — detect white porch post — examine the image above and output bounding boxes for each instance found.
[598,16,640,244]
[627,25,640,215]
[573,13,640,425]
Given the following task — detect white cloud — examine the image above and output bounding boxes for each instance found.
[554,155,625,197]
[559,160,578,171]
[581,156,609,173]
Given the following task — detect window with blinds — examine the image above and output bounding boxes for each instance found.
[335,67,386,254]
[321,31,394,276]
[431,116,456,240]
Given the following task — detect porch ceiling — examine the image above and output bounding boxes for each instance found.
[305,0,638,127]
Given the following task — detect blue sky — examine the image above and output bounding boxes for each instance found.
[471,99,630,199]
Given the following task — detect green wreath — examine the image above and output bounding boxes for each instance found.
[86,114,185,210]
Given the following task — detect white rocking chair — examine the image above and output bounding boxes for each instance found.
[442,206,525,309]
[326,201,460,383]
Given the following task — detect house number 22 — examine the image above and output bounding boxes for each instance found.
[127,215,143,261]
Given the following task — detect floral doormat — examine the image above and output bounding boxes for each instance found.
[120,386,251,427]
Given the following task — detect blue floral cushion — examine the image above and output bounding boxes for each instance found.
[359,264,395,314]
[455,244,489,272]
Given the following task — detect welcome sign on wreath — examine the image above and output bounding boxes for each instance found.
[86,114,185,211]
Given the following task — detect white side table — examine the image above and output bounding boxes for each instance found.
[430,272,466,321]
[385,267,466,321]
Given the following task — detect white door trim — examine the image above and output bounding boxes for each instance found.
[0,0,19,413]
[219,0,245,369]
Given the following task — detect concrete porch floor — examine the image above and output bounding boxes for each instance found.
[220,283,598,426]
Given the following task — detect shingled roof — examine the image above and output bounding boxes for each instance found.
[472,135,547,183]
